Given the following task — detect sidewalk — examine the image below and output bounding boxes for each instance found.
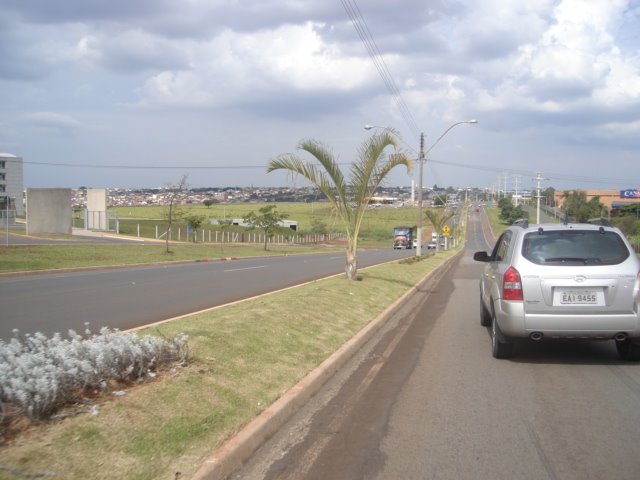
[72,228,164,243]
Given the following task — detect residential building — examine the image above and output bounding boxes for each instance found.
[0,153,24,217]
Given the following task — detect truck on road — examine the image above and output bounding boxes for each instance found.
[393,226,413,249]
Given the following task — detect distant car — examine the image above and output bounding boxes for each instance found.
[427,241,437,249]
[473,221,640,360]
[412,239,417,248]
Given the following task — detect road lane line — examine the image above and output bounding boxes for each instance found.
[224,265,267,273]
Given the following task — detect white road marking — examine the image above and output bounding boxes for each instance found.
[224,265,267,273]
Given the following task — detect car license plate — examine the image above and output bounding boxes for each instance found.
[554,288,603,305]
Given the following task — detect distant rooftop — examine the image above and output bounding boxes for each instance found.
[0,153,19,158]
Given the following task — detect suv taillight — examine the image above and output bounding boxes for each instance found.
[503,266,523,301]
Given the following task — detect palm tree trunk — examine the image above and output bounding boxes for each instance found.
[345,249,357,280]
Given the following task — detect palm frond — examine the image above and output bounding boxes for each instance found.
[351,131,412,204]
[297,139,347,202]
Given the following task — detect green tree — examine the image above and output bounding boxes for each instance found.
[562,190,604,222]
[497,196,512,211]
[432,195,446,207]
[267,130,412,280]
[310,217,328,235]
[243,205,289,251]
[202,199,216,208]
[613,216,639,237]
[185,215,206,242]
[617,203,640,219]
[423,208,455,251]
[541,187,556,207]
[497,196,528,224]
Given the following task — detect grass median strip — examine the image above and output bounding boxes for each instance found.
[0,249,458,480]
[0,243,339,273]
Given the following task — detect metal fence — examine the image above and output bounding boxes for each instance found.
[151,226,345,245]
[84,210,118,232]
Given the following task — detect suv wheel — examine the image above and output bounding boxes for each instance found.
[480,296,491,327]
[491,317,514,359]
[615,338,640,361]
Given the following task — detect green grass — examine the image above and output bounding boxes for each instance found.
[0,248,461,480]
[0,203,466,478]
[107,202,428,243]
[484,204,508,238]
[3,202,435,273]
[0,243,337,273]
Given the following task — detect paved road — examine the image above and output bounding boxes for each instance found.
[0,248,415,340]
[229,209,640,480]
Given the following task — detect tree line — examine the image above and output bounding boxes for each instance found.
[497,188,639,244]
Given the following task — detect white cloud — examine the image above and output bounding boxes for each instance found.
[20,112,81,135]
[0,0,638,189]
[133,22,376,110]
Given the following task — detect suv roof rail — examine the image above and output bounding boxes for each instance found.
[512,218,529,228]
[586,217,612,226]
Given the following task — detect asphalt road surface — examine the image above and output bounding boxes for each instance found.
[229,209,640,480]
[0,247,415,340]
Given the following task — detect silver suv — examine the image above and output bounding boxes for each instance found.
[474,221,640,360]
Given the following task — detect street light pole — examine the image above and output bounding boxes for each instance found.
[417,120,477,256]
[365,120,477,256]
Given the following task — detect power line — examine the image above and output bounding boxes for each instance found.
[426,158,639,187]
[340,0,420,138]
[24,159,636,188]
[23,161,266,170]
[23,160,356,170]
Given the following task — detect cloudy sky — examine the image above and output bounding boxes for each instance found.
[1,0,638,193]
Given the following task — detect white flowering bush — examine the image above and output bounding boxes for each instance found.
[0,325,189,421]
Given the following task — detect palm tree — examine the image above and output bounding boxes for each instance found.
[423,208,455,251]
[267,130,412,280]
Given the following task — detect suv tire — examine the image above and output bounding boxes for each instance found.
[615,338,640,361]
[491,317,514,359]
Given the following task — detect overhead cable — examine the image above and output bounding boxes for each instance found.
[340,0,420,138]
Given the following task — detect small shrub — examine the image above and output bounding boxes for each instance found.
[0,326,189,422]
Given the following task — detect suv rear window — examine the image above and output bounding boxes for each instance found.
[521,229,630,266]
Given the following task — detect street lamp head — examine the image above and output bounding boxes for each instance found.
[468,119,478,124]
[364,124,375,130]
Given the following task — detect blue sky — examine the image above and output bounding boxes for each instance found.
[0,0,638,192]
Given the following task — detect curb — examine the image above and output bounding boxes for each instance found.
[191,249,464,480]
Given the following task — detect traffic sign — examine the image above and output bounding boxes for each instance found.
[442,225,451,236]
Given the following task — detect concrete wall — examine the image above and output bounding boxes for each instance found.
[26,188,72,235]
[87,188,108,230]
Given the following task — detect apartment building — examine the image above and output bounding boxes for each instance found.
[0,153,24,217]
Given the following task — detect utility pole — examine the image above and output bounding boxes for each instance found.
[534,172,545,224]
[416,132,425,257]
